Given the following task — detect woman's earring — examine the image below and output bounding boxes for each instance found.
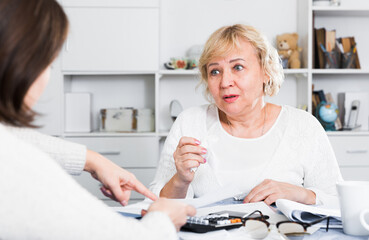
[264,79,272,95]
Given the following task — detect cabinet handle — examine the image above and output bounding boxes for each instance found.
[98,151,121,155]
[346,150,368,154]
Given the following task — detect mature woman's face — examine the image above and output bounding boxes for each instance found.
[207,38,266,117]
[24,66,51,108]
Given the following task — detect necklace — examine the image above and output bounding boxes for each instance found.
[226,104,267,137]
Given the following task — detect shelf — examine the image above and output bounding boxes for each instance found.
[62,71,157,76]
[312,69,369,75]
[61,0,159,8]
[159,69,200,75]
[158,132,169,137]
[283,69,309,76]
[63,132,157,137]
[312,6,369,16]
[159,69,309,76]
[327,131,369,136]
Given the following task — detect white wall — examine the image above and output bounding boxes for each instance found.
[160,0,298,64]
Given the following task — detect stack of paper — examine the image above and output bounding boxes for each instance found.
[276,199,342,228]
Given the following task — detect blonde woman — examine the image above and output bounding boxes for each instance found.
[150,24,342,206]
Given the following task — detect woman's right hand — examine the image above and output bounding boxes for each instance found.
[173,137,207,185]
[147,198,196,231]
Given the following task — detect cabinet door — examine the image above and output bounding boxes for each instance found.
[329,136,369,166]
[329,135,369,181]
[65,137,159,168]
[62,7,159,71]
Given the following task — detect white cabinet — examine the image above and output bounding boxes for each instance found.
[329,134,369,180]
[66,137,159,168]
[304,0,369,180]
[62,3,159,72]
[67,136,158,205]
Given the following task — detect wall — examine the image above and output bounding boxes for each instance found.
[160,0,298,64]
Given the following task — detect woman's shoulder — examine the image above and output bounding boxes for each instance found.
[170,104,214,137]
[0,124,45,159]
[176,104,212,123]
[283,105,323,130]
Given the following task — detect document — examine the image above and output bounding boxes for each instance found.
[112,198,152,217]
[276,199,342,228]
[180,184,243,208]
[113,184,242,217]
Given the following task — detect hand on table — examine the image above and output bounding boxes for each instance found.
[147,198,196,231]
[84,150,157,206]
[243,179,316,205]
[173,137,207,185]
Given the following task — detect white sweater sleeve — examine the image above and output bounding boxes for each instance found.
[150,112,194,198]
[302,117,343,206]
[0,126,177,240]
[5,126,86,175]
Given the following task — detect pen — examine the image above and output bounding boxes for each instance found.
[320,43,327,52]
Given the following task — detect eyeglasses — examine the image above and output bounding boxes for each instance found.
[243,210,330,239]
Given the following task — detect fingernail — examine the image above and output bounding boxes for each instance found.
[201,148,207,154]
[121,200,128,206]
[204,158,207,163]
[195,140,201,145]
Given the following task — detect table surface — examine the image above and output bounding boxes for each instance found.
[195,198,368,240]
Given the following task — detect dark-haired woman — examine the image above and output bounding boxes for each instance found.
[0,0,194,238]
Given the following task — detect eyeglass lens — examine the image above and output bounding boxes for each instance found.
[244,220,269,239]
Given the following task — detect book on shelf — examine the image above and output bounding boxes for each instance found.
[325,29,336,52]
[313,90,327,103]
[314,28,361,69]
[314,28,326,69]
[349,37,361,69]
[276,199,342,229]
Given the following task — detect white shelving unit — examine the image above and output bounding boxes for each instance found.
[307,0,369,181]
[32,0,369,205]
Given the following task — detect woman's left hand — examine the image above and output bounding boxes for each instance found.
[243,179,316,205]
[84,150,157,206]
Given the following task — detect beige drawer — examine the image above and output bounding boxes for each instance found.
[329,136,369,166]
[73,168,157,202]
[65,137,159,168]
[340,167,369,181]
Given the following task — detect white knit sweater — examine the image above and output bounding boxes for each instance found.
[150,104,343,205]
[0,124,177,240]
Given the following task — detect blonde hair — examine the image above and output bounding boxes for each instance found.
[198,24,284,101]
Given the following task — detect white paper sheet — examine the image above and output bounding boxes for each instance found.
[112,198,153,216]
[179,184,243,208]
[276,199,342,228]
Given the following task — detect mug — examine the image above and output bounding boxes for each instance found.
[337,181,369,236]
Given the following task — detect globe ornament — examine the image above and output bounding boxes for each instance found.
[316,101,339,131]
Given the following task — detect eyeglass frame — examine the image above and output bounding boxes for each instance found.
[243,210,330,235]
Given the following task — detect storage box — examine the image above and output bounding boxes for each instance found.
[136,108,154,132]
[104,108,134,132]
[65,93,91,132]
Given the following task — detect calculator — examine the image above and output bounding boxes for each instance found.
[180,213,243,233]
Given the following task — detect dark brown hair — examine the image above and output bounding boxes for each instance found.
[0,0,68,127]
